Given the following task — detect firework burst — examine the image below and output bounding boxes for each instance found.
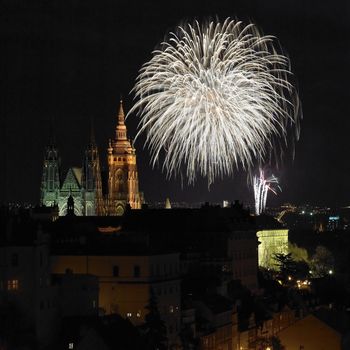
[130,18,301,184]
[253,168,281,215]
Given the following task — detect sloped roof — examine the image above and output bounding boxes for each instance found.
[278,314,341,350]
[61,167,82,191]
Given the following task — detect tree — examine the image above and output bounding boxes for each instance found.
[143,288,168,350]
[288,242,309,262]
[271,335,285,350]
[255,335,285,350]
[311,245,334,277]
[273,253,296,281]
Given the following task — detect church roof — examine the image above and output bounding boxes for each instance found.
[72,167,82,186]
[61,167,82,191]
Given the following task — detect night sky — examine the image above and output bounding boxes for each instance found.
[1,0,350,207]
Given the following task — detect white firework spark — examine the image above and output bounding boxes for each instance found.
[130,18,301,185]
[253,169,280,215]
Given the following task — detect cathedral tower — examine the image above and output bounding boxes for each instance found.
[108,100,142,215]
[81,124,105,215]
[40,141,60,207]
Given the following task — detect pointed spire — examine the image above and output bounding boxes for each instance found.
[117,98,126,126]
[165,197,172,209]
[115,97,128,141]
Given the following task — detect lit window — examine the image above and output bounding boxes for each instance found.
[169,305,174,313]
[136,310,141,318]
[7,280,19,290]
[92,300,96,308]
[127,312,132,317]
[68,343,74,349]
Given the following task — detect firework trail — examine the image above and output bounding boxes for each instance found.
[130,18,301,185]
[254,169,280,215]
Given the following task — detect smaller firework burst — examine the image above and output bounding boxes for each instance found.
[254,169,281,215]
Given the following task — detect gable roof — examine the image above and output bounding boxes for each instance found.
[61,168,82,191]
[278,314,341,350]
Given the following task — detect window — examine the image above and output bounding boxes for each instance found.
[92,300,96,308]
[169,305,174,313]
[136,310,141,318]
[11,253,18,267]
[134,265,140,277]
[113,265,119,277]
[7,280,18,291]
[68,343,74,349]
[126,312,132,317]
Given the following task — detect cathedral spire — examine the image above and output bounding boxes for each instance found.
[41,123,60,207]
[117,99,126,126]
[115,99,127,141]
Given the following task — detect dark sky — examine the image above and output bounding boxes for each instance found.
[1,0,350,207]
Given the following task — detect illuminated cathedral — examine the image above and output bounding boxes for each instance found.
[40,100,143,216]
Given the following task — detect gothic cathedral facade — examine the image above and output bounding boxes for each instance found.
[40,100,143,216]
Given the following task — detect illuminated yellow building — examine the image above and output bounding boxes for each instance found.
[51,252,181,347]
[256,229,289,268]
[107,100,142,216]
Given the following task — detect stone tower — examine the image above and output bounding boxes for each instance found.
[40,141,60,207]
[81,124,105,216]
[108,100,142,215]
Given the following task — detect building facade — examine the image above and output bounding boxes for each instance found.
[50,252,181,348]
[0,228,58,346]
[256,229,289,269]
[40,100,142,216]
